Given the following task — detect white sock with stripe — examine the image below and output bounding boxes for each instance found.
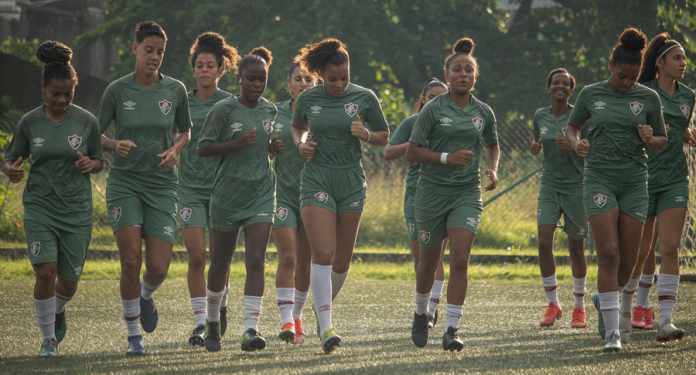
[276,288,294,325]
[311,263,332,336]
[542,275,559,306]
[35,297,56,340]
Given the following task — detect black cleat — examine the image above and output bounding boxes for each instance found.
[411,313,429,347]
[205,321,221,352]
[241,328,267,352]
[442,327,464,352]
[189,324,205,347]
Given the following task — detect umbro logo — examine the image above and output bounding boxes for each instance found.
[593,101,606,111]
[123,100,136,111]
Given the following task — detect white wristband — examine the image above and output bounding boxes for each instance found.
[440,152,448,165]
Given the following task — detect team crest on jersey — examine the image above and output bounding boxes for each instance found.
[276,207,288,221]
[29,241,40,257]
[263,119,274,134]
[310,105,322,115]
[314,191,329,203]
[629,101,644,116]
[179,207,192,222]
[67,134,82,150]
[540,127,548,136]
[111,206,122,223]
[159,99,173,115]
[419,230,431,244]
[439,117,453,127]
[472,116,484,132]
[593,193,608,208]
[344,103,359,118]
[593,101,606,111]
[680,103,691,118]
[32,137,45,148]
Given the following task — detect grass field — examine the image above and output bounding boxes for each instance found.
[1,261,695,374]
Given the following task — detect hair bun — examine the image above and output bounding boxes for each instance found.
[36,40,72,65]
[196,32,224,52]
[452,37,475,55]
[250,46,273,66]
[619,28,647,52]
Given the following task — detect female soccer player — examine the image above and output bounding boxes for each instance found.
[272,59,317,344]
[198,47,280,353]
[629,33,694,342]
[530,68,588,329]
[98,21,192,355]
[178,32,237,346]
[292,38,390,353]
[408,37,500,352]
[2,41,103,357]
[566,28,666,352]
[384,78,448,328]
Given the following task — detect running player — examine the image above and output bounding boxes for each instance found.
[530,68,588,329]
[198,47,279,353]
[2,41,103,357]
[384,78,448,328]
[292,38,390,353]
[566,28,666,352]
[98,21,192,355]
[179,32,237,346]
[408,37,500,351]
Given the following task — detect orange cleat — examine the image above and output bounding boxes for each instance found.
[631,306,647,329]
[570,307,587,328]
[540,303,562,327]
[644,307,654,330]
[293,318,305,345]
[278,322,295,343]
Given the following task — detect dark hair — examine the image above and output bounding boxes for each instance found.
[609,27,647,66]
[417,78,448,111]
[238,46,273,75]
[545,68,576,90]
[189,31,239,73]
[444,37,476,70]
[134,21,167,43]
[36,40,77,86]
[297,38,350,74]
[639,32,683,83]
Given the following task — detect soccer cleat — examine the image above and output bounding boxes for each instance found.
[278,322,295,343]
[603,330,622,353]
[293,318,305,344]
[320,327,341,354]
[428,308,439,329]
[55,311,67,343]
[570,308,587,328]
[539,303,562,327]
[39,338,58,358]
[220,306,228,337]
[411,313,429,348]
[240,328,266,352]
[644,307,655,330]
[126,335,145,356]
[205,321,221,352]
[620,312,632,342]
[442,327,464,352]
[188,324,205,347]
[631,306,647,329]
[656,321,684,343]
[139,297,158,333]
[592,293,605,340]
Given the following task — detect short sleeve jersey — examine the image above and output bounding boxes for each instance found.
[533,106,584,190]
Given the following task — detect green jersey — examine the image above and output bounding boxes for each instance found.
[389,114,420,189]
[410,94,498,188]
[533,106,584,191]
[644,80,695,191]
[568,80,665,180]
[179,88,232,193]
[98,72,192,186]
[5,104,102,230]
[293,83,389,168]
[273,99,304,201]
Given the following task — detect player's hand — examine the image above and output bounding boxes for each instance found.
[484,169,497,191]
[238,128,257,146]
[115,139,137,158]
[555,134,572,152]
[685,127,696,146]
[75,152,100,174]
[298,139,317,161]
[638,124,654,145]
[447,149,474,166]
[157,146,179,168]
[350,115,369,141]
[575,139,590,158]
[530,141,542,155]
[3,157,24,183]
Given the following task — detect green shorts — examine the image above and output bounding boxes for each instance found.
[404,185,417,242]
[300,164,366,213]
[25,220,90,281]
[106,174,178,244]
[537,185,588,239]
[273,189,301,229]
[414,186,482,249]
[583,171,648,223]
[647,182,689,217]
[210,181,275,232]
[177,186,211,229]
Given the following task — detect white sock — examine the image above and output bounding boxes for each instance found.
[311,263,332,336]
[191,297,207,327]
[445,304,463,330]
[55,292,71,314]
[657,273,679,326]
[429,279,444,316]
[293,289,308,320]
[140,279,161,300]
[243,295,263,331]
[277,288,295,325]
[572,276,586,309]
[542,275,559,305]
[636,273,654,308]
[598,291,620,338]
[122,298,141,337]
[331,270,348,300]
[35,297,56,340]
[220,287,229,309]
[621,278,639,315]
[206,289,225,322]
[415,292,430,315]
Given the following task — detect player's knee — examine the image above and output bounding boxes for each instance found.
[188,252,206,272]
[598,243,619,265]
[120,255,142,275]
[277,252,296,271]
[245,252,265,274]
[34,264,57,283]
